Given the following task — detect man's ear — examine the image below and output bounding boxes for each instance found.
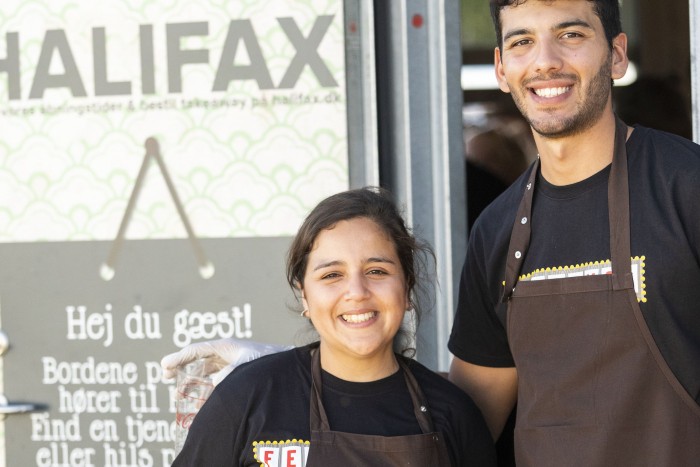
[494,46,511,93]
[611,33,629,81]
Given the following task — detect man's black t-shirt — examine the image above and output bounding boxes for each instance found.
[449,125,700,404]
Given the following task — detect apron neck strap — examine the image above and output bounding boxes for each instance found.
[397,358,436,434]
[501,162,538,303]
[609,116,634,289]
[309,348,331,432]
[501,115,633,302]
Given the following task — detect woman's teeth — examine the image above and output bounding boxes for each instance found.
[342,311,376,323]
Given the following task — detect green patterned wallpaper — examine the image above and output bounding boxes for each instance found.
[0,0,349,242]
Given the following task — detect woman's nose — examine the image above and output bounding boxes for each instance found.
[344,274,370,300]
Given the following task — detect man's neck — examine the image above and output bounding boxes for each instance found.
[534,111,620,186]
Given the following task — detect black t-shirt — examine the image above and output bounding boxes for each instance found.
[449,125,700,404]
[173,344,496,466]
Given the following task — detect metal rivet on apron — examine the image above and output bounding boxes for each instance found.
[515,251,522,259]
[527,182,532,190]
[521,217,528,224]
[420,405,427,412]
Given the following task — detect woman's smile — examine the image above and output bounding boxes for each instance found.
[341,310,378,324]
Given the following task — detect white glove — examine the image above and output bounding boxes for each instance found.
[160,338,294,385]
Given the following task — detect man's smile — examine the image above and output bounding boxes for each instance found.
[532,86,571,98]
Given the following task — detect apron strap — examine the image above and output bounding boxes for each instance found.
[397,358,437,434]
[501,116,634,301]
[309,348,331,432]
[501,161,538,303]
[609,117,635,290]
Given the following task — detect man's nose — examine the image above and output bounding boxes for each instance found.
[533,40,564,74]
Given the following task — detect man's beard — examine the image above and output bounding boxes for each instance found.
[511,58,613,139]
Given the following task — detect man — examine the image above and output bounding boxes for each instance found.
[163,0,700,464]
[447,0,700,465]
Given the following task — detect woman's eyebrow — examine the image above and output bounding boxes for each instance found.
[312,257,396,271]
[312,260,343,271]
[366,257,397,265]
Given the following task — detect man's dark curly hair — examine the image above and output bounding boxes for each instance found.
[490,0,622,51]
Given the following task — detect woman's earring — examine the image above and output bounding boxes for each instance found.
[301,309,309,318]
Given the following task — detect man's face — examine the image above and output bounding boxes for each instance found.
[494,0,628,138]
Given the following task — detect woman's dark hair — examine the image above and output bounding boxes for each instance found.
[286,187,435,355]
[490,0,622,51]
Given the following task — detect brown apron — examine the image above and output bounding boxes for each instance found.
[306,349,452,466]
[502,117,700,466]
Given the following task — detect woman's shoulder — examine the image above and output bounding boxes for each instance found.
[217,344,313,393]
[237,344,310,371]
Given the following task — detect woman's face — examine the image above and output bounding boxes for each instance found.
[302,217,408,373]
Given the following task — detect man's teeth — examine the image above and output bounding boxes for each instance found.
[342,311,376,323]
[534,86,570,98]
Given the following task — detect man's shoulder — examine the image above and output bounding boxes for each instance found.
[629,125,700,161]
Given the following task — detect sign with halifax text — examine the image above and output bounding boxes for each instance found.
[0,1,349,466]
[0,0,348,242]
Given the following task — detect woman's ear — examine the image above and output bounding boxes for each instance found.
[300,289,309,312]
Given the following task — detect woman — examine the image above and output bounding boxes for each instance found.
[172,187,495,466]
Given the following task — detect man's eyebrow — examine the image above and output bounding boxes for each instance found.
[556,19,594,31]
[502,20,594,43]
[503,28,531,43]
